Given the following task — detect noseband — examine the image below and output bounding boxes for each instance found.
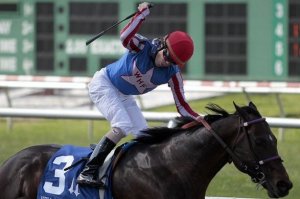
[197,116,281,185]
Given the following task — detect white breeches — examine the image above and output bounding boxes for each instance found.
[88,68,148,137]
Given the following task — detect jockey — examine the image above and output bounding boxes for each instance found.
[77,2,201,188]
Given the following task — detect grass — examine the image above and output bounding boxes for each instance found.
[0,93,299,198]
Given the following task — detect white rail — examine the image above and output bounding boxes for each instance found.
[0,79,300,93]
[0,77,299,133]
[0,108,300,128]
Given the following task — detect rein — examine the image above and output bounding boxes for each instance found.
[189,116,281,184]
[191,117,246,167]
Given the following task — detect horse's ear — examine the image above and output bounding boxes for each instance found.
[248,101,262,117]
[233,101,246,119]
[249,101,257,111]
[233,101,241,113]
[233,101,239,110]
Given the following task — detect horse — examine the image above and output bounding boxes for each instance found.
[0,102,293,199]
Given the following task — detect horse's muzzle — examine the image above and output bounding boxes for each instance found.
[268,180,293,198]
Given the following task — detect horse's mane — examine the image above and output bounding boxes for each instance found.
[135,103,230,144]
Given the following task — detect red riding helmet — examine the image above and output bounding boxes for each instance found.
[165,31,194,67]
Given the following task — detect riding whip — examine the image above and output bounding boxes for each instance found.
[86,3,154,46]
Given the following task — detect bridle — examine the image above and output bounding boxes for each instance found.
[236,117,282,184]
[194,115,282,185]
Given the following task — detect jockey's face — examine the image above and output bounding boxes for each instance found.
[155,49,175,67]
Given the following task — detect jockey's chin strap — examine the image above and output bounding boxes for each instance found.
[184,116,281,185]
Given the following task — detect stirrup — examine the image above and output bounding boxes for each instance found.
[77,174,106,188]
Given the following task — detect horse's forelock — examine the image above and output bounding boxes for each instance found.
[234,105,262,119]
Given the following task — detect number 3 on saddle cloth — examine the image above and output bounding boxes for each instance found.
[37,143,135,199]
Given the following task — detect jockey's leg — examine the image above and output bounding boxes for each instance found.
[77,127,125,187]
[124,100,148,137]
[79,68,147,187]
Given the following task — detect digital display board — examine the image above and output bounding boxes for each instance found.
[205,3,247,76]
[0,0,298,81]
[289,0,300,76]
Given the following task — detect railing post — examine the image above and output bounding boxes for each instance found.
[242,87,252,103]
[275,93,286,141]
[4,88,13,132]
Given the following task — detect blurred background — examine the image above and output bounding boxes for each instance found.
[0,0,299,80]
[0,0,299,198]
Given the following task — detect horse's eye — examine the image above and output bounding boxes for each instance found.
[255,138,267,146]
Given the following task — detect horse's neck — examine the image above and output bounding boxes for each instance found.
[163,117,238,194]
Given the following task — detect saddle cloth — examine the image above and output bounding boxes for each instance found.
[37,145,113,199]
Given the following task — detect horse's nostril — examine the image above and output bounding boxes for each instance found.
[277,180,293,194]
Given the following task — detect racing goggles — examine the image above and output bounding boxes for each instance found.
[162,47,176,64]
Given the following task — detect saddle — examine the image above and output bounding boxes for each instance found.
[37,142,135,199]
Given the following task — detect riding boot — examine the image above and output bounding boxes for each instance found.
[77,136,116,188]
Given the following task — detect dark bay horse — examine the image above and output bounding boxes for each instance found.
[0,102,292,199]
